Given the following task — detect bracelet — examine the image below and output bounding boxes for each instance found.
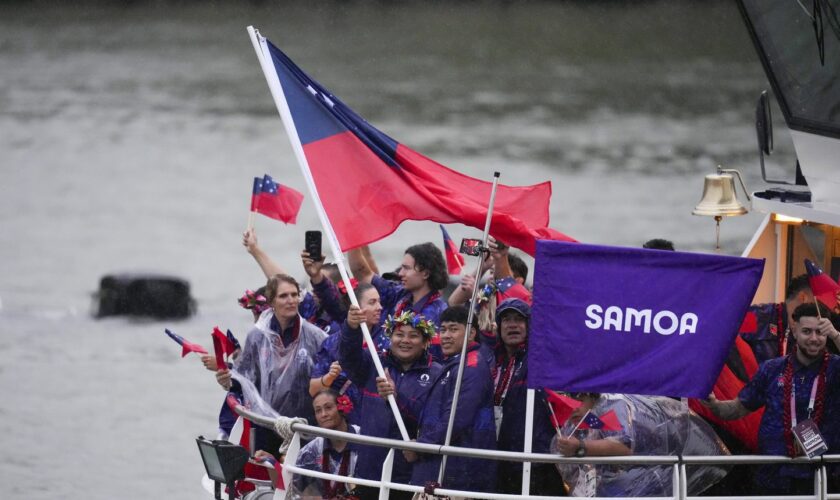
[321,375,328,386]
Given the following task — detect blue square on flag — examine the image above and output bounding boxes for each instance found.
[527,241,763,398]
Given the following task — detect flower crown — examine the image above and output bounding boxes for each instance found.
[384,311,436,339]
[336,395,354,415]
[238,289,270,314]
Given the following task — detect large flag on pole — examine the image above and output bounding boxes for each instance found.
[253,36,573,256]
[527,241,764,398]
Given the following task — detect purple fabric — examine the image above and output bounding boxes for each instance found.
[528,241,763,398]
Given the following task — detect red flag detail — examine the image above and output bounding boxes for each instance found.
[304,134,575,256]
[252,175,304,224]
[805,258,840,310]
[164,329,208,357]
[213,327,237,356]
[579,409,622,431]
[738,311,758,334]
[544,389,581,428]
[212,334,226,372]
[440,225,465,275]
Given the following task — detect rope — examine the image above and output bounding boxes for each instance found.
[273,416,308,454]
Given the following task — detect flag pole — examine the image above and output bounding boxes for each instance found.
[566,409,591,438]
[246,26,410,441]
[437,172,501,484]
[247,210,255,231]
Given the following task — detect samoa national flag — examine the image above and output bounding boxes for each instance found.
[578,410,621,431]
[226,329,241,351]
[440,225,465,275]
[164,329,208,357]
[251,174,304,224]
[805,258,840,310]
[527,241,764,398]
[544,389,581,428]
[261,38,575,255]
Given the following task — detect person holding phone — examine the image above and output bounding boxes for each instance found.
[348,243,448,360]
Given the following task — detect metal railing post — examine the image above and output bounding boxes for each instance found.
[378,449,395,500]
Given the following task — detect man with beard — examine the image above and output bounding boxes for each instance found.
[704,302,840,494]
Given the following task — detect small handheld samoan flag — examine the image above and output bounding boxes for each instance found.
[527,241,764,398]
[226,329,241,351]
[579,410,622,431]
[212,327,237,356]
[544,389,582,428]
[164,329,208,357]
[440,225,465,275]
[251,174,304,224]
[805,258,840,310]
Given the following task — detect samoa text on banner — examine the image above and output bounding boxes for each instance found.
[527,241,764,398]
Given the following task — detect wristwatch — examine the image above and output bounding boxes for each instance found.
[575,437,586,458]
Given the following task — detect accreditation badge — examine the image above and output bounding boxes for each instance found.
[494,405,503,439]
[793,419,828,458]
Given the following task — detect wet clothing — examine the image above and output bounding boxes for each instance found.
[299,289,341,335]
[338,320,442,484]
[492,345,563,495]
[232,310,326,425]
[556,395,728,497]
[408,343,497,491]
[294,424,360,498]
[310,323,389,426]
[739,353,840,491]
[372,274,448,360]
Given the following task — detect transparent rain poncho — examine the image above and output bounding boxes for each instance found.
[552,394,729,497]
[291,424,360,498]
[231,309,326,423]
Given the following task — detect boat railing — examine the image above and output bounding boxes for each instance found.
[233,405,840,500]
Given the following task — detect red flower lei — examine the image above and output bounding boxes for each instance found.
[321,447,351,498]
[781,347,829,457]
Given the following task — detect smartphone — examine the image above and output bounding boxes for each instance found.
[305,231,323,261]
[459,238,482,256]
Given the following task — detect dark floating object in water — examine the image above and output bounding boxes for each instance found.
[94,273,195,319]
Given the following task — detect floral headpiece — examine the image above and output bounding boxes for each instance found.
[238,289,270,314]
[384,311,436,340]
[337,278,359,296]
[336,395,354,415]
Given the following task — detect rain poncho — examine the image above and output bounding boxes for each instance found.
[293,424,360,498]
[553,394,729,497]
[232,309,327,424]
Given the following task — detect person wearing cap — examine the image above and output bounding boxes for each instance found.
[339,307,442,500]
[492,298,565,495]
[448,237,532,347]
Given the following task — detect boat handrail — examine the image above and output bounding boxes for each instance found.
[231,404,840,499]
[234,403,839,466]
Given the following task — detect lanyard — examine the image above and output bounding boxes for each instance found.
[790,374,819,428]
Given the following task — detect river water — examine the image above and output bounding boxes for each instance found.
[0,1,797,498]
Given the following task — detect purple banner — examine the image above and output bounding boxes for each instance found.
[527,241,764,398]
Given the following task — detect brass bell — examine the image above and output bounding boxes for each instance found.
[692,172,748,217]
[693,166,750,251]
